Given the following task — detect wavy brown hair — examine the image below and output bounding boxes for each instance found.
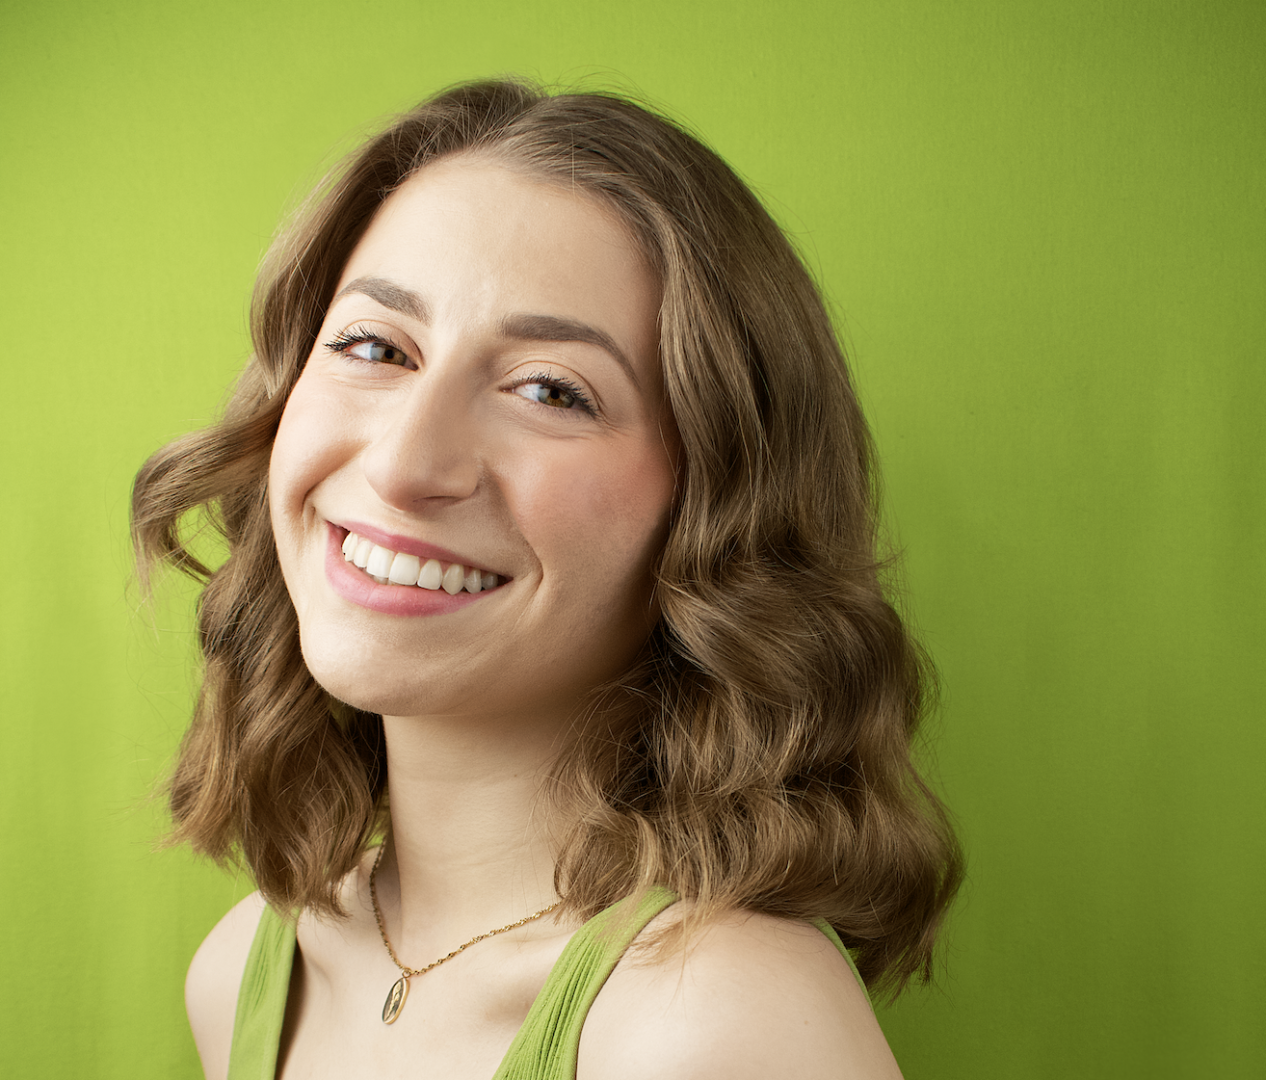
[133,78,961,996]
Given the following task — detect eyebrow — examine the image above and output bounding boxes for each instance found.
[332,276,641,388]
[499,313,640,388]
[333,276,431,322]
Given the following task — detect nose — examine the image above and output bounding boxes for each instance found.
[359,370,481,510]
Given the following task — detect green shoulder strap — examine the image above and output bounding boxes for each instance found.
[492,887,678,1080]
[811,918,873,1007]
[226,905,296,1080]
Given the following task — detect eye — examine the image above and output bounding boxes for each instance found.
[325,328,414,367]
[512,375,594,415]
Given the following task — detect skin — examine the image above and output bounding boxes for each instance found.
[185,155,903,1080]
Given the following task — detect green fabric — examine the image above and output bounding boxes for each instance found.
[227,891,868,1078]
[811,918,871,1009]
[227,905,296,1080]
[491,888,678,1080]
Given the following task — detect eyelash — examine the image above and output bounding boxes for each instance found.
[517,372,596,416]
[324,327,414,367]
[323,329,596,416]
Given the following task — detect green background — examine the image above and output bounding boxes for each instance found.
[2,1,1262,1076]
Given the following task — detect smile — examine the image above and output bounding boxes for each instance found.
[341,531,503,595]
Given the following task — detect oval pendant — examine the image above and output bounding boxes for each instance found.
[382,975,409,1024]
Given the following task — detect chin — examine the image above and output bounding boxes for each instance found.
[297,635,431,717]
[320,679,434,719]
[298,632,531,720]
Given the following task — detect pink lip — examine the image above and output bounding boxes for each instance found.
[324,523,503,617]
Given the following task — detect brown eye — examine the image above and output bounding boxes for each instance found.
[325,328,415,367]
[350,339,409,365]
[516,381,578,409]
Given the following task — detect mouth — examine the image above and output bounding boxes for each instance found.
[339,529,506,596]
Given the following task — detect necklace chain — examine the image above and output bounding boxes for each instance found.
[368,842,561,980]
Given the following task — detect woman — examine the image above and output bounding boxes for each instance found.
[133,79,961,1079]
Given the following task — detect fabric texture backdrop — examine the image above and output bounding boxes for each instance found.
[1,1,1261,1076]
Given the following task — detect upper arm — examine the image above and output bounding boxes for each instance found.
[578,911,903,1080]
[185,891,267,1080]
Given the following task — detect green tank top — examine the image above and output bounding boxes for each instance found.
[227,887,868,1079]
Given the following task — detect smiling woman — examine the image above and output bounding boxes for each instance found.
[132,79,961,1080]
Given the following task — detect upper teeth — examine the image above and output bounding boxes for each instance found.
[341,532,501,595]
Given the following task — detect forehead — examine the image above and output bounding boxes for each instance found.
[338,156,660,341]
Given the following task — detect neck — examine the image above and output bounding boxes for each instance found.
[374,708,569,954]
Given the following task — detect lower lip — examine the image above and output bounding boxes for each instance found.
[323,525,501,616]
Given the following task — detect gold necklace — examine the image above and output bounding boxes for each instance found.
[368,842,561,1024]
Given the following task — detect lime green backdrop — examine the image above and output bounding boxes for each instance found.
[2,1,1262,1076]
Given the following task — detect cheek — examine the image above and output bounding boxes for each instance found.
[510,440,676,585]
[268,375,351,543]
[270,387,313,524]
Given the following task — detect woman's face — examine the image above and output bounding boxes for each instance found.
[269,155,676,725]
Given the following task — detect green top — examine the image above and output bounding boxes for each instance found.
[227,888,868,1080]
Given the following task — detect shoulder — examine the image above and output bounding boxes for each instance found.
[185,891,269,1080]
[578,908,902,1080]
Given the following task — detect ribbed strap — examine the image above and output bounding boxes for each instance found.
[226,905,295,1080]
[811,918,872,1007]
[492,887,679,1080]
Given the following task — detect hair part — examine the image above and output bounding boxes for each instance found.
[132,78,961,996]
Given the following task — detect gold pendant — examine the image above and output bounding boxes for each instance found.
[382,975,409,1024]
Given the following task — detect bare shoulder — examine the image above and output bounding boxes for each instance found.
[578,909,903,1080]
[185,891,268,1080]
